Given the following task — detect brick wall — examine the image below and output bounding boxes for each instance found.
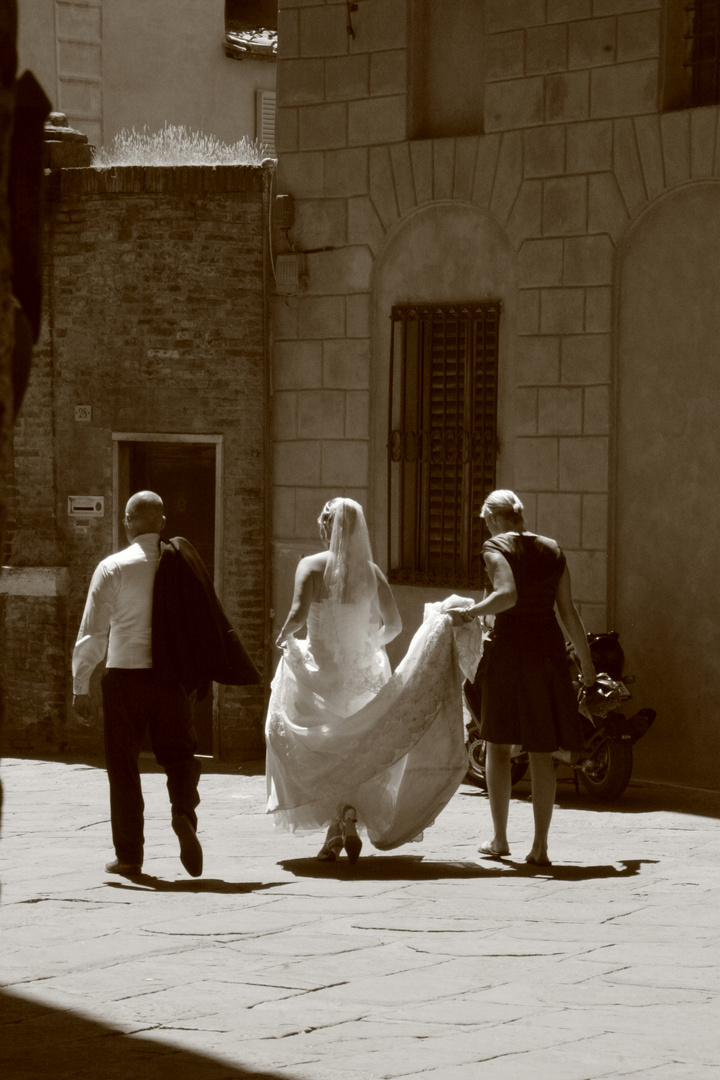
[0,0,16,773]
[2,164,270,759]
[0,570,68,751]
[0,0,14,557]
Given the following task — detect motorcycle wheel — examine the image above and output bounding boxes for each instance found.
[466,738,529,790]
[579,739,633,800]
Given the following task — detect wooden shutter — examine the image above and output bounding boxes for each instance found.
[256,89,276,154]
[388,303,499,587]
[690,0,720,106]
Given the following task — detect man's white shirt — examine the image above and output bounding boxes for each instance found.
[72,533,160,695]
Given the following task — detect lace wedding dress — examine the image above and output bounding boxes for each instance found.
[265,596,481,851]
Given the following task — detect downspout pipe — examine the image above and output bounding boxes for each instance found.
[261,159,275,720]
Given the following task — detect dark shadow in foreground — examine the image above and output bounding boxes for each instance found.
[105,876,288,895]
[278,855,658,883]
[0,990,290,1080]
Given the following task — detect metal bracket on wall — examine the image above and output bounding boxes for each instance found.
[346,1,358,38]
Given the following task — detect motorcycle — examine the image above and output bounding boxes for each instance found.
[465,631,656,801]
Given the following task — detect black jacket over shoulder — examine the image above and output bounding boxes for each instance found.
[152,537,261,700]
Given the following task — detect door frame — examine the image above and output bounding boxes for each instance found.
[112,432,224,595]
[113,432,224,758]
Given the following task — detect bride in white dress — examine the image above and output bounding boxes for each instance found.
[265,497,480,863]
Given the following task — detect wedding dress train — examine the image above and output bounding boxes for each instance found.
[265,598,481,851]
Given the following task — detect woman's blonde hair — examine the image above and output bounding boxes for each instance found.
[480,489,525,529]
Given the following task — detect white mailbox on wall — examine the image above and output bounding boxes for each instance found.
[68,496,104,517]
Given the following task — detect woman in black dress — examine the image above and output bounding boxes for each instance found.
[444,490,596,866]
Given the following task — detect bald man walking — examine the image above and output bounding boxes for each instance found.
[73,491,203,878]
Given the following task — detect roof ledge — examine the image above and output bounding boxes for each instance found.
[224,28,277,61]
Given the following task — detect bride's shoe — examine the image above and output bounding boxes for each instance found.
[317,820,343,861]
[341,805,362,865]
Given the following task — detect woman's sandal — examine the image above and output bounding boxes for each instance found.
[340,805,363,865]
[317,820,343,861]
[478,842,511,859]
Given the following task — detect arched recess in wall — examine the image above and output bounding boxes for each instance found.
[370,201,516,656]
[614,182,720,790]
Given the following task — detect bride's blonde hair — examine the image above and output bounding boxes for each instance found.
[319,498,377,606]
[317,498,339,537]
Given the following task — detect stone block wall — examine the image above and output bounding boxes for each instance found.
[484,0,660,130]
[2,164,269,759]
[269,0,720,789]
[270,0,701,636]
[273,0,409,566]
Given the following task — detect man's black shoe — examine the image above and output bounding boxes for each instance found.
[105,858,142,877]
[172,813,203,877]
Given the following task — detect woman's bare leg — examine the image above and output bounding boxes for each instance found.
[527,752,556,864]
[484,742,512,854]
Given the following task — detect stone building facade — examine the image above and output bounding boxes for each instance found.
[270,0,720,789]
[1,163,270,759]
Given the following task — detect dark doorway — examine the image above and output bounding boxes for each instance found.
[119,440,218,756]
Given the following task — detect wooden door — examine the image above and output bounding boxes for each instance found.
[127,441,217,756]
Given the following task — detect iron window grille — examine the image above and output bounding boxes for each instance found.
[387,302,500,589]
[685,0,720,106]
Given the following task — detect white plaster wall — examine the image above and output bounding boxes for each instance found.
[615,183,720,789]
[16,0,275,147]
[16,0,56,103]
[103,0,275,147]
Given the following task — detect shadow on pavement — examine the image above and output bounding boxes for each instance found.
[279,855,659,883]
[501,857,660,881]
[553,781,720,819]
[104,876,288,895]
[279,855,490,880]
[459,778,720,820]
[0,989,290,1080]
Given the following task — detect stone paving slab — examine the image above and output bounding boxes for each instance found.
[1,755,720,1079]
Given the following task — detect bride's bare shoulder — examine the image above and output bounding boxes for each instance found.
[297,551,330,575]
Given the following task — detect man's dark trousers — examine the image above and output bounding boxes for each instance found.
[101,668,201,867]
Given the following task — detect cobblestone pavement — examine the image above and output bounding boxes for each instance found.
[1,754,719,1080]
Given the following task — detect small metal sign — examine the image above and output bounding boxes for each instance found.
[68,496,104,517]
[74,405,92,422]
